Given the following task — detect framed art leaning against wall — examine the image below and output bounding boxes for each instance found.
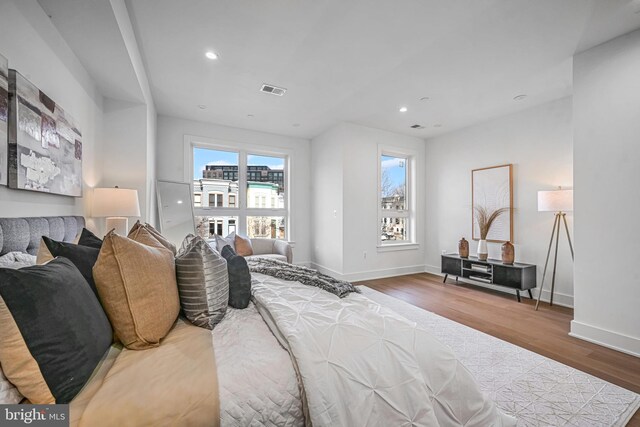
[472,164,513,242]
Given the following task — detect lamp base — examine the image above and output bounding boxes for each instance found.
[106,217,129,236]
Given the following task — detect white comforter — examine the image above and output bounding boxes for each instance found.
[251,273,516,427]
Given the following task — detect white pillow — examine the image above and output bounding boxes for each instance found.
[213,234,235,253]
[0,367,22,404]
[0,252,37,269]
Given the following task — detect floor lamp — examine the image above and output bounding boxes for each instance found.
[535,189,574,310]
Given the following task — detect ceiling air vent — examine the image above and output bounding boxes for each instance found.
[260,83,287,96]
[410,124,425,129]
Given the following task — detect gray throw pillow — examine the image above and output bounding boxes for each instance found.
[176,235,229,329]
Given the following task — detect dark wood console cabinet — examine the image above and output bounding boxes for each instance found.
[441,254,536,302]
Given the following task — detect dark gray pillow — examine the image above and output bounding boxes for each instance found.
[220,245,251,309]
[176,235,229,329]
[0,258,112,403]
[77,228,103,249]
[42,236,100,296]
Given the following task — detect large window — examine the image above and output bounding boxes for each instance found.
[191,144,289,240]
[379,149,414,246]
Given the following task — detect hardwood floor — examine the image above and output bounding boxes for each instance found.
[355,272,640,426]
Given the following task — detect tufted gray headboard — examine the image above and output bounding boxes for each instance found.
[0,216,86,256]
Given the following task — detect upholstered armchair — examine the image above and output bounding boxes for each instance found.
[246,239,293,264]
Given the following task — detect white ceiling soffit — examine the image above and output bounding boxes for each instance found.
[37,0,145,104]
[44,0,640,139]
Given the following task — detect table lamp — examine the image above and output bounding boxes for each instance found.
[92,187,141,235]
[535,188,574,310]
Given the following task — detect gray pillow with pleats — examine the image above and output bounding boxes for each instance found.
[176,235,229,329]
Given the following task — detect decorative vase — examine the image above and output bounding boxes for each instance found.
[501,241,515,265]
[477,239,488,261]
[458,237,469,258]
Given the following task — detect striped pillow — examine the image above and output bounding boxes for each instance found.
[176,235,229,329]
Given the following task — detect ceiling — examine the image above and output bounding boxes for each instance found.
[39,0,640,139]
[38,0,144,104]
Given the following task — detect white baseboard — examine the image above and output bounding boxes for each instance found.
[570,321,640,358]
[310,262,425,282]
[309,263,344,279]
[425,264,574,308]
[294,260,312,268]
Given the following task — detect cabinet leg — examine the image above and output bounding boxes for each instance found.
[527,289,533,299]
[443,274,448,284]
[516,290,521,303]
[455,276,459,284]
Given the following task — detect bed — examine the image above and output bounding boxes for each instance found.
[3,216,637,426]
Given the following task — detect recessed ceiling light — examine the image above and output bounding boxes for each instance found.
[247,114,254,118]
[198,105,207,109]
[419,97,430,101]
[513,94,527,101]
[205,51,218,60]
[177,200,183,204]
[399,106,408,113]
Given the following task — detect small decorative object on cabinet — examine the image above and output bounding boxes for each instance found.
[458,237,469,258]
[477,239,488,261]
[501,241,514,265]
[441,254,536,302]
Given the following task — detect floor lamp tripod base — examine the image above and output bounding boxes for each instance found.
[535,212,574,311]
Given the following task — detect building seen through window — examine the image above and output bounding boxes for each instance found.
[193,147,287,239]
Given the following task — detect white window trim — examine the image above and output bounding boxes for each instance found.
[377,144,418,252]
[184,135,294,241]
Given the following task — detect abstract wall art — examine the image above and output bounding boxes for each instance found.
[8,70,82,196]
[472,164,513,242]
[0,54,8,186]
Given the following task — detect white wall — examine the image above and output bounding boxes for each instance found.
[97,98,149,234]
[425,97,574,305]
[571,29,640,356]
[0,0,103,225]
[156,115,312,264]
[311,122,426,281]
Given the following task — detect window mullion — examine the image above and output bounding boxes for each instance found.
[238,150,248,235]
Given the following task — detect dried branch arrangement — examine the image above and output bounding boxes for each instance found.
[474,205,509,239]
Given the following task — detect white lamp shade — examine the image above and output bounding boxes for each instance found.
[92,187,141,217]
[538,189,573,212]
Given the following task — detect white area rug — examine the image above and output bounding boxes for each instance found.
[360,286,640,427]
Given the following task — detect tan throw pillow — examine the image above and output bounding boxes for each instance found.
[93,230,180,350]
[36,233,82,265]
[36,237,54,265]
[128,221,177,255]
[233,233,254,257]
